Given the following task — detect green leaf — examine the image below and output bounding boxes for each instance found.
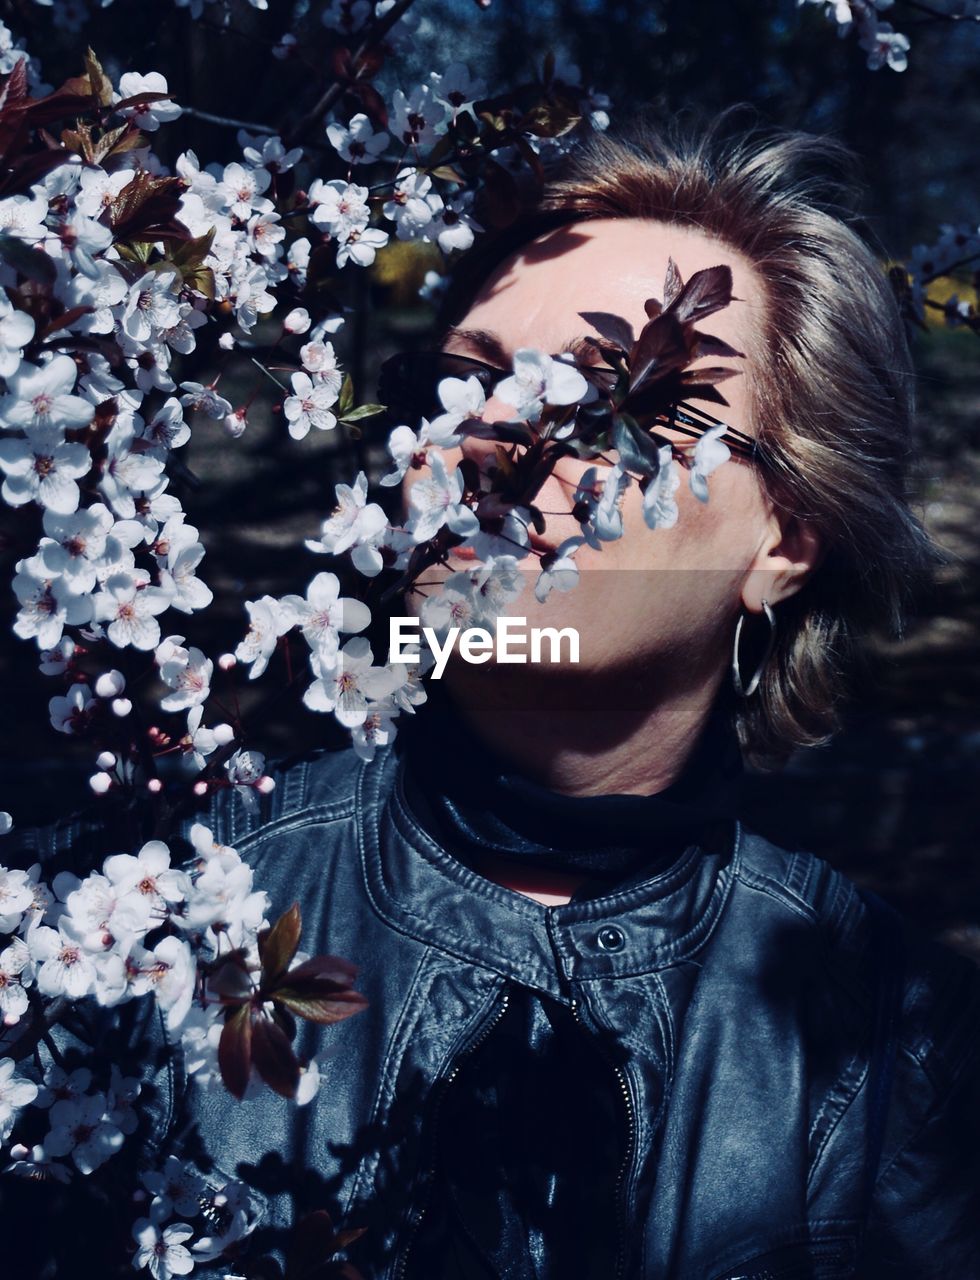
[430,164,464,184]
[337,373,354,417]
[170,226,216,270]
[114,240,154,266]
[340,403,385,425]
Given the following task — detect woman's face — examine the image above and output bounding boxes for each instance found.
[403,218,813,694]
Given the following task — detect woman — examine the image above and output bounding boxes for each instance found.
[13,116,980,1278]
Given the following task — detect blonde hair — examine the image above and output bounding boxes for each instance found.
[444,109,938,768]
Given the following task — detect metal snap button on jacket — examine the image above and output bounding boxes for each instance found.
[596,924,626,952]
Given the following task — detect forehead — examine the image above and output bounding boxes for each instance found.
[457,217,766,391]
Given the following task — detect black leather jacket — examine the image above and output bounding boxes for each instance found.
[7,740,980,1279]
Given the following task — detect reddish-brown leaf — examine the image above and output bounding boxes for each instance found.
[0,59,29,113]
[84,48,114,108]
[287,1210,339,1277]
[284,954,359,988]
[259,903,302,984]
[37,306,94,340]
[251,1012,301,1099]
[579,311,635,354]
[629,313,689,393]
[274,987,368,1027]
[666,264,734,326]
[663,256,684,308]
[218,1006,253,1100]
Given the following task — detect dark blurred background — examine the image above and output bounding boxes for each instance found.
[1,0,978,953]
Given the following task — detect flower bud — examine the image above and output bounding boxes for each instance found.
[218,653,237,671]
[96,751,116,771]
[255,775,276,795]
[147,778,163,794]
[218,332,236,351]
[193,779,209,796]
[95,669,126,698]
[112,697,133,717]
[213,723,235,747]
[224,408,248,439]
[283,307,311,334]
[89,772,112,795]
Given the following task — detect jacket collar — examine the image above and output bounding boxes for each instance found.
[356,745,741,998]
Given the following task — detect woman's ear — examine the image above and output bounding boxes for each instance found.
[741,513,825,613]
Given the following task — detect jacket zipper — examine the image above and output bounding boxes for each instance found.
[570,998,637,1280]
[393,985,513,1280]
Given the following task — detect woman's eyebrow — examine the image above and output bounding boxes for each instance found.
[443,326,604,365]
[442,326,509,363]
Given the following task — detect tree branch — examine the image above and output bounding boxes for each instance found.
[284,0,420,146]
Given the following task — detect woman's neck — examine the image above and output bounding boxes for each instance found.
[441,661,729,797]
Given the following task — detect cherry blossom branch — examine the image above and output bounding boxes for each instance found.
[284,0,421,145]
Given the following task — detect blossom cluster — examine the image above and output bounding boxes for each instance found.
[903,222,980,330]
[0,819,356,1273]
[798,0,912,70]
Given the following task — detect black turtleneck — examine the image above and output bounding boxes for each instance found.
[399,685,744,899]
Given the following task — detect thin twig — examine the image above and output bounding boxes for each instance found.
[181,106,277,136]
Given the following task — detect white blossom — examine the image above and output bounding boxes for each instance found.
[116,71,182,131]
[122,271,182,345]
[0,938,32,1025]
[0,426,91,514]
[0,865,33,933]
[44,1091,124,1173]
[642,444,681,530]
[283,371,338,440]
[235,594,296,679]
[39,502,116,594]
[688,424,731,502]
[280,571,371,666]
[495,349,590,422]
[128,936,195,1030]
[94,571,175,651]
[407,452,479,543]
[303,636,397,726]
[178,381,233,420]
[534,536,585,603]
[29,918,97,998]
[0,1057,38,1144]
[0,293,35,377]
[141,1156,207,1221]
[327,112,389,164]
[48,681,97,734]
[13,555,93,648]
[305,471,389,576]
[390,84,447,147]
[383,167,435,241]
[157,638,213,711]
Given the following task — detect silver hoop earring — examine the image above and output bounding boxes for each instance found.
[732,599,777,698]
